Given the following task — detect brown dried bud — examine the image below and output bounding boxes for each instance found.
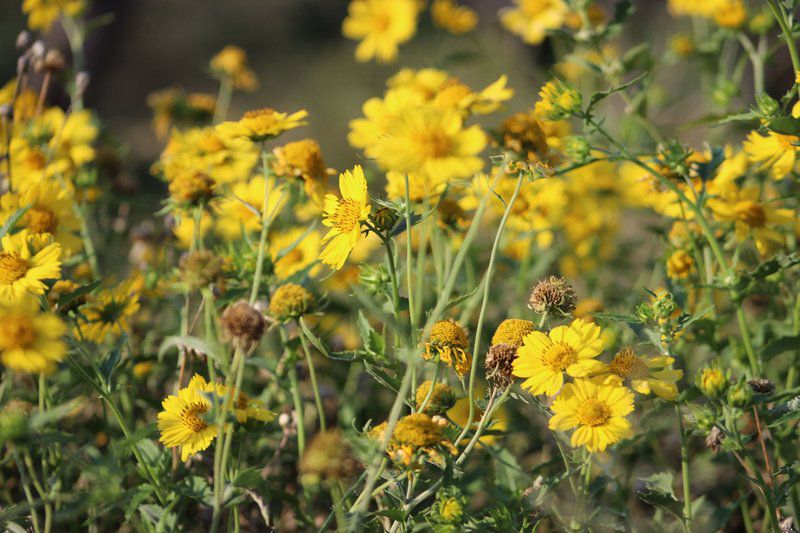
[179,250,226,290]
[528,276,576,316]
[485,343,518,388]
[748,378,775,396]
[220,300,266,354]
[705,426,723,454]
[780,517,795,533]
[44,49,65,72]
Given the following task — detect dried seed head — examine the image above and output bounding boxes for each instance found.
[528,276,576,316]
[179,250,226,289]
[269,283,315,321]
[748,378,775,396]
[780,516,795,533]
[220,300,266,354]
[43,49,65,72]
[16,31,31,50]
[705,426,723,454]
[485,343,518,388]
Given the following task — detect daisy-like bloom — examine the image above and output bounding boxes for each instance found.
[499,109,567,164]
[232,390,275,423]
[269,283,315,321]
[595,347,683,401]
[75,281,140,343]
[707,185,794,256]
[157,374,220,461]
[270,227,321,279]
[371,107,486,181]
[0,231,61,302]
[431,0,478,35]
[369,413,457,468]
[272,139,330,206]
[743,130,798,180]
[341,0,419,63]
[216,108,308,142]
[432,76,515,116]
[500,0,569,45]
[22,0,85,31]
[214,176,286,240]
[388,68,450,99]
[210,45,258,92]
[320,165,371,270]
[423,320,471,376]
[513,318,605,396]
[0,178,82,255]
[0,295,67,375]
[167,171,215,206]
[549,379,634,452]
[491,319,535,349]
[348,87,424,153]
[666,249,694,280]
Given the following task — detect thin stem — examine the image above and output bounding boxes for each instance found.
[677,404,693,532]
[767,0,800,76]
[249,150,273,306]
[298,320,326,432]
[288,364,307,454]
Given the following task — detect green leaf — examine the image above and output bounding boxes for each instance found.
[714,110,760,126]
[768,116,800,136]
[0,204,31,240]
[233,467,265,490]
[356,310,388,363]
[57,279,102,308]
[638,472,684,519]
[99,333,127,388]
[587,71,647,110]
[761,335,800,361]
[158,335,225,371]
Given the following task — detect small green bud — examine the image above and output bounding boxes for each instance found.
[727,379,753,408]
[697,365,729,399]
[564,136,591,162]
[756,92,780,118]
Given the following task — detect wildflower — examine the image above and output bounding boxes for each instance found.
[341,0,419,63]
[727,379,752,408]
[369,207,400,233]
[499,109,566,164]
[269,283,315,321]
[232,390,275,423]
[0,230,61,302]
[431,0,478,34]
[172,212,212,249]
[500,0,569,45]
[432,487,468,524]
[220,300,266,354]
[168,171,215,206]
[0,295,66,374]
[597,347,683,401]
[157,374,220,461]
[371,106,486,181]
[132,361,154,379]
[76,281,140,343]
[272,139,329,205]
[670,34,695,57]
[666,249,694,280]
[23,0,85,31]
[534,79,582,121]
[270,227,321,279]
[216,108,308,142]
[485,344,519,388]
[179,250,226,289]
[320,165,371,270]
[415,380,457,415]
[492,319,535,348]
[214,176,285,240]
[743,104,800,180]
[513,318,605,396]
[209,45,258,91]
[697,365,728,398]
[299,430,361,486]
[549,379,635,452]
[423,320,471,376]
[370,412,457,468]
[528,276,576,316]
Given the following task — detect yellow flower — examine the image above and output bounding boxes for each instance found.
[666,249,694,280]
[714,0,745,28]
[22,0,85,31]
[270,227,321,279]
[433,76,515,116]
[596,347,683,401]
[549,379,634,452]
[0,230,61,303]
[743,130,798,180]
[214,176,286,240]
[448,383,508,444]
[342,0,419,63]
[272,139,330,206]
[0,178,82,255]
[492,319,535,348]
[707,185,794,256]
[210,45,258,91]
[431,0,478,34]
[385,171,447,202]
[157,374,220,461]
[348,87,424,152]
[232,390,275,424]
[371,107,486,181]
[320,166,371,270]
[216,108,308,142]
[0,295,67,375]
[513,318,605,396]
[423,320,471,376]
[534,79,582,121]
[500,0,568,45]
[147,88,215,139]
[75,281,140,343]
[370,413,457,467]
[667,0,728,18]
[388,68,450,99]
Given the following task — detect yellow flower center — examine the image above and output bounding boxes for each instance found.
[241,108,280,133]
[734,201,766,228]
[24,206,59,234]
[429,320,468,349]
[0,314,37,350]
[372,12,392,32]
[609,347,648,380]
[417,130,453,159]
[333,198,363,233]
[0,252,30,285]
[180,402,209,433]
[541,341,576,372]
[576,398,610,427]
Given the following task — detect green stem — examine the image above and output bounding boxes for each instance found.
[288,364,307,454]
[298,320,326,432]
[767,0,800,76]
[677,404,693,532]
[249,150,273,306]
[416,361,441,414]
[213,77,233,125]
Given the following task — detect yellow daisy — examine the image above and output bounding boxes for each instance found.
[0,295,67,375]
[157,374,220,461]
[75,281,140,343]
[216,108,308,142]
[500,0,569,45]
[210,45,258,92]
[0,230,62,303]
[743,102,800,180]
[549,378,634,453]
[319,165,371,270]
[431,0,478,35]
[595,347,683,401]
[270,227,321,279]
[342,0,420,63]
[513,318,605,396]
[423,319,471,376]
[22,0,85,31]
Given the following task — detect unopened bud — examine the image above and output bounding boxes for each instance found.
[44,49,65,72]
[16,31,32,50]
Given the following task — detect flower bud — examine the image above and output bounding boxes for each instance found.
[756,92,780,118]
[697,365,728,399]
[727,379,752,408]
[564,136,591,162]
[370,206,399,233]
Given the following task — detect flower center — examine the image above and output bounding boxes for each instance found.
[241,108,279,133]
[576,398,610,427]
[734,201,766,228]
[24,206,59,234]
[197,132,226,153]
[334,198,362,233]
[0,252,30,285]
[609,348,648,380]
[541,341,576,372]
[180,402,209,433]
[417,130,453,159]
[372,12,392,32]
[0,315,37,349]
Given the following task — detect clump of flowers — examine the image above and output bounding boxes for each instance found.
[370,413,457,468]
[423,320,471,376]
